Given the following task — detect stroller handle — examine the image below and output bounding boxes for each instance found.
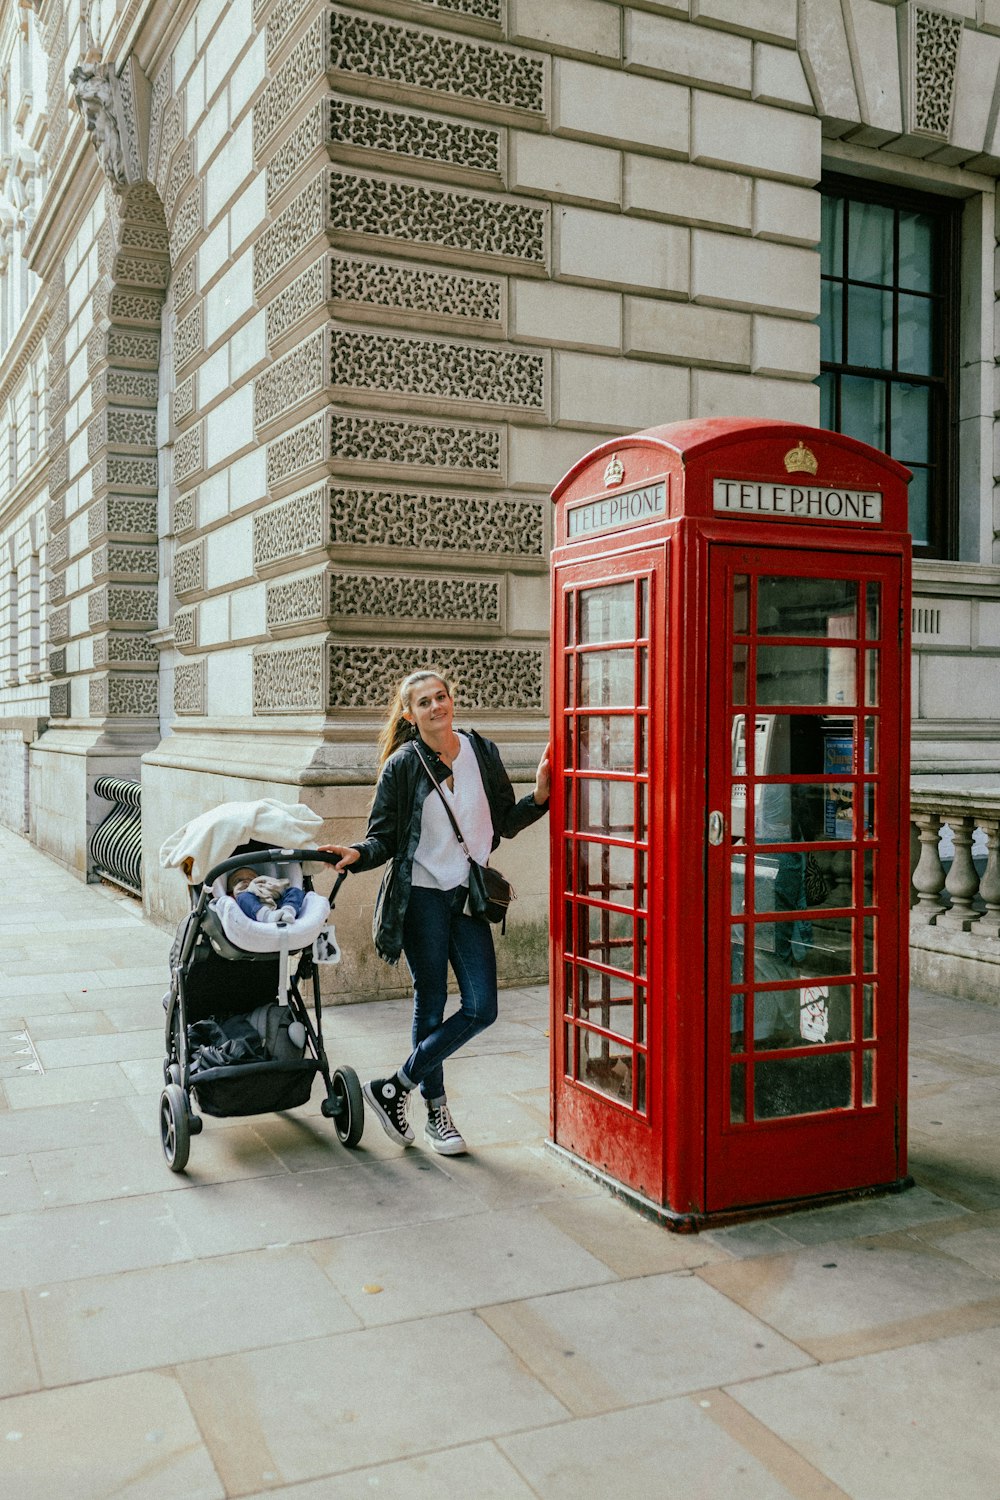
[203,848,351,895]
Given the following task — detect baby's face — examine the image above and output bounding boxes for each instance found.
[228,867,258,890]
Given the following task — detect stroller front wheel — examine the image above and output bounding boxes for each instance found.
[324,1066,364,1148]
[160,1083,191,1172]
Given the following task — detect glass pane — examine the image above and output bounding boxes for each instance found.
[907,467,931,546]
[636,985,646,1044]
[748,715,835,778]
[863,782,876,838]
[897,297,934,376]
[847,285,892,367]
[564,903,574,952]
[732,854,746,915]
[638,647,649,706]
[731,924,745,982]
[757,646,857,707]
[864,716,877,772]
[636,783,647,842]
[757,577,857,638]
[866,583,881,639]
[580,584,634,645]
[578,778,634,835]
[577,966,635,1039]
[898,210,933,292]
[864,916,875,971]
[848,199,893,284]
[753,981,853,1046]
[863,982,876,1038]
[731,994,745,1052]
[732,645,748,705]
[565,592,575,647]
[865,651,879,706]
[752,782,851,844]
[575,842,636,905]
[580,1028,633,1103]
[820,280,842,362]
[636,1051,646,1114]
[864,850,875,904]
[578,715,635,770]
[755,1053,852,1119]
[818,370,835,429]
[730,1062,746,1123]
[862,1048,875,1105]
[821,193,844,276]
[744,852,854,910]
[581,906,635,969]
[733,574,750,634]
[579,650,635,706]
[891,382,930,462]
[752,915,855,979]
[638,577,648,639]
[564,1021,577,1079]
[841,374,885,449]
[565,653,575,705]
[636,851,647,909]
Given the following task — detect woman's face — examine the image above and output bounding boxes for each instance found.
[404,676,454,739]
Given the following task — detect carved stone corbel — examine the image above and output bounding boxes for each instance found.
[69,54,150,193]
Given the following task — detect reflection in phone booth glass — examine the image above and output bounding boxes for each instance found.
[550,421,911,1227]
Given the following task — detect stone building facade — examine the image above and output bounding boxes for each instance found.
[1,0,1000,993]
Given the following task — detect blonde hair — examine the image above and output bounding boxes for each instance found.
[375,667,455,770]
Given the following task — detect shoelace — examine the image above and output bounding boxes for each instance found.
[430,1106,461,1139]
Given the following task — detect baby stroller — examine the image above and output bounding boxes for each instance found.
[160,842,363,1171]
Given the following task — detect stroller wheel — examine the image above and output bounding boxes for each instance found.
[324,1066,364,1148]
[159,1083,191,1172]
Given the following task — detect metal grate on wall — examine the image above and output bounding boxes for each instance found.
[90,777,142,896]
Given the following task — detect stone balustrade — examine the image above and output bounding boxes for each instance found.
[910,788,1000,1003]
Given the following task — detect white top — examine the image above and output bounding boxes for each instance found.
[412,733,494,890]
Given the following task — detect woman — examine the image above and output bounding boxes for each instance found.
[324,668,550,1155]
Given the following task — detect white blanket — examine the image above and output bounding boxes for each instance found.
[159,799,325,885]
[211,890,332,954]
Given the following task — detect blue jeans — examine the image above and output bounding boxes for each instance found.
[399,884,498,1104]
[235,885,306,921]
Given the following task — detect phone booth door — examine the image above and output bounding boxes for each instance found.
[552,544,666,1203]
[705,545,904,1211]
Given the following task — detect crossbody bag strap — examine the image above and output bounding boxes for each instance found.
[413,742,473,860]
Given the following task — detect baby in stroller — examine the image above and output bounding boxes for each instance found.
[156,799,364,1171]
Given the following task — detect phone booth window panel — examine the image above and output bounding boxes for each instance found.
[756,576,858,636]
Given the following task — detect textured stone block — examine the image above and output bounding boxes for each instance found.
[510,0,621,58]
[205,518,253,590]
[555,350,689,428]
[625,155,752,231]
[692,368,818,423]
[753,42,814,110]
[205,386,255,470]
[511,279,621,351]
[204,255,254,349]
[952,27,1000,153]
[625,11,752,93]
[509,132,621,207]
[558,206,690,294]
[625,297,751,369]
[752,315,820,378]
[554,59,689,155]
[508,423,618,490]
[691,91,821,182]
[204,118,253,223]
[753,180,822,247]
[694,0,797,43]
[693,231,818,316]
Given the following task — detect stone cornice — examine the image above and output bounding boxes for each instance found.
[23,123,102,280]
[0,281,48,413]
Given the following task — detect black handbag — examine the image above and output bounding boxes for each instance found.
[414,744,515,928]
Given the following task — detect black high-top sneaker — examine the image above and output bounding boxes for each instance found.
[362,1075,414,1145]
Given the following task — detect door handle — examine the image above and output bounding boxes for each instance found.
[707,810,725,845]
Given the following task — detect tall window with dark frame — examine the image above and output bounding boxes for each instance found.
[818,175,959,558]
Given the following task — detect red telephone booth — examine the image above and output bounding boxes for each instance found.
[549,419,912,1228]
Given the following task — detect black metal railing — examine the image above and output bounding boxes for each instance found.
[90,776,142,896]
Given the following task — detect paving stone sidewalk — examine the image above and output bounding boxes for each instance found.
[1,823,999,1499]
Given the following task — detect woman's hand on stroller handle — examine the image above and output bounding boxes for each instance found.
[318,844,361,873]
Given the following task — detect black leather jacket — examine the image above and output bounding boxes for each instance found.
[350,730,548,963]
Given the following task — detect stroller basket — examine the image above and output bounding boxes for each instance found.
[193,1058,319,1117]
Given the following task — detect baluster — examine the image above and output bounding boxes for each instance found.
[937,815,980,932]
[910,812,946,926]
[972,817,1000,942]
